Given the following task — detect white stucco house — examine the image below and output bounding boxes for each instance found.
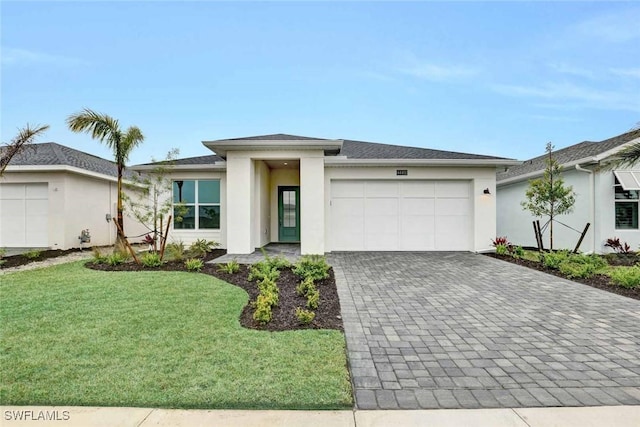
[0,143,147,250]
[133,134,519,255]
[497,129,640,253]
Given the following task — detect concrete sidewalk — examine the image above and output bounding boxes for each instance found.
[1,406,639,427]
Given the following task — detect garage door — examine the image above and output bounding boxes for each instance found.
[330,180,471,251]
[0,183,49,247]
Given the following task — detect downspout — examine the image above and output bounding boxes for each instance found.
[575,164,595,253]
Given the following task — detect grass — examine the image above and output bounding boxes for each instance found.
[0,262,352,409]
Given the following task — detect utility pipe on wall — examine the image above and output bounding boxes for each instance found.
[575,164,595,253]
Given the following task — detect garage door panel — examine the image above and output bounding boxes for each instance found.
[436,182,470,198]
[330,180,471,251]
[25,183,48,199]
[0,183,48,247]
[401,181,435,197]
[332,181,364,198]
[402,198,434,215]
[365,182,398,198]
[435,198,471,216]
[25,199,48,216]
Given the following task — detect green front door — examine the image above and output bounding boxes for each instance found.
[278,186,300,242]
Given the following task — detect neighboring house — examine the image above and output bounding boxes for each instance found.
[132,134,518,254]
[497,129,640,253]
[0,142,147,250]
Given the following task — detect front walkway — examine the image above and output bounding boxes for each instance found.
[212,243,301,264]
[328,252,640,410]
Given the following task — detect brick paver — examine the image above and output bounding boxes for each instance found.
[328,252,640,409]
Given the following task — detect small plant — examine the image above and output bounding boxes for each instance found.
[604,237,633,254]
[218,260,240,274]
[248,262,280,282]
[540,251,570,269]
[306,287,320,309]
[296,276,315,296]
[293,255,330,281]
[140,252,163,267]
[106,252,126,266]
[512,246,525,258]
[91,247,107,264]
[185,258,204,272]
[23,249,42,260]
[295,307,315,325]
[253,295,273,324]
[166,241,186,261]
[259,248,291,270]
[491,236,510,247]
[495,244,509,256]
[558,261,596,279]
[609,267,640,289]
[189,239,219,258]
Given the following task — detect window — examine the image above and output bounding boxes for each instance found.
[615,177,639,229]
[173,180,220,229]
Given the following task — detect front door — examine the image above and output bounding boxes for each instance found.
[278,186,300,242]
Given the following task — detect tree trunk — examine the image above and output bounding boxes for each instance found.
[115,165,126,254]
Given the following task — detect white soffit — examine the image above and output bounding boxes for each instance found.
[614,170,640,190]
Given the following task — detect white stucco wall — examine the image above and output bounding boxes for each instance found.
[0,171,148,250]
[324,166,498,252]
[300,155,326,254]
[497,168,595,252]
[254,160,271,248]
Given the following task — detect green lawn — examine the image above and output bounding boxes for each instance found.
[0,262,352,409]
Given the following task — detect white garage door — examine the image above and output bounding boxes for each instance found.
[0,183,49,247]
[330,180,471,251]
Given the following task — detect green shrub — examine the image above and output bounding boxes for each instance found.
[24,249,42,260]
[141,252,163,267]
[295,307,315,325]
[189,239,219,258]
[166,242,186,261]
[91,247,107,264]
[609,267,640,289]
[106,252,126,266]
[253,295,273,324]
[293,255,330,281]
[558,261,596,279]
[495,244,509,256]
[306,287,320,309]
[248,262,280,282]
[259,248,291,270]
[218,260,240,274]
[296,277,315,296]
[512,246,525,258]
[540,251,570,269]
[185,258,204,272]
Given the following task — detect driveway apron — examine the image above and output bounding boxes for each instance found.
[328,252,640,410]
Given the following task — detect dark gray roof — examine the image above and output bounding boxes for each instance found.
[3,142,131,178]
[136,154,223,167]
[222,133,330,141]
[340,139,510,160]
[498,129,640,183]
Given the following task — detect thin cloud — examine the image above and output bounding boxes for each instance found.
[1,47,88,67]
[610,67,640,79]
[491,82,640,112]
[572,7,640,43]
[548,63,596,80]
[399,63,479,82]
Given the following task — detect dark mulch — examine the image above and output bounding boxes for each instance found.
[1,248,83,269]
[485,253,640,301]
[85,252,343,332]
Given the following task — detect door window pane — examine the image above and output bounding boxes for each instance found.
[283,190,296,227]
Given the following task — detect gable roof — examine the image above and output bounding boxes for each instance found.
[339,139,508,160]
[497,129,640,184]
[222,133,329,141]
[2,142,131,179]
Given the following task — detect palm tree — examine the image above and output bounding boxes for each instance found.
[604,126,640,169]
[1,124,50,175]
[67,109,144,250]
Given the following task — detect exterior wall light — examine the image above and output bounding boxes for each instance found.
[483,188,491,195]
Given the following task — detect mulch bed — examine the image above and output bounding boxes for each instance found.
[1,248,83,269]
[485,253,640,301]
[86,251,343,332]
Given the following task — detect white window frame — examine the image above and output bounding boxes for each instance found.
[173,179,220,230]
[614,176,639,230]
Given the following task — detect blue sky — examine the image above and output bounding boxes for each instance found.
[2,1,639,165]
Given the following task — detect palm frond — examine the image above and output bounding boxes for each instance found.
[1,124,50,174]
[66,108,120,149]
[602,141,640,170]
[118,126,144,164]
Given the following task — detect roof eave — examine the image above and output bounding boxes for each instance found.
[202,139,344,157]
[324,158,521,168]
[131,162,227,172]
[497,157,600,186]
[1,164,134,184]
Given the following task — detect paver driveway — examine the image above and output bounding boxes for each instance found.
[328,252,640,410]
